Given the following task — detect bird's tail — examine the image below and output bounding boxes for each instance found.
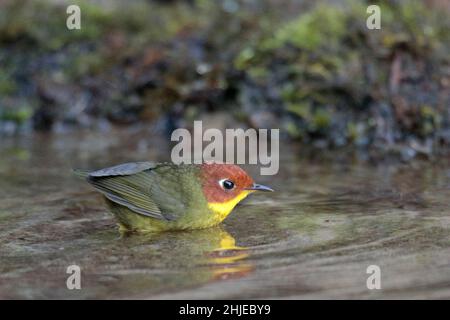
[72,169,90,179]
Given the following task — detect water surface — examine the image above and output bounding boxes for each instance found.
[1,130,449,299]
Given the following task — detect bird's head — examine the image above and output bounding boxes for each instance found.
[200,163,273,221]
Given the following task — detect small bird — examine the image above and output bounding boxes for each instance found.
[75,162,273,232]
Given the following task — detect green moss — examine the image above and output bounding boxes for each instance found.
[285,121,303,139]
[247,67,268,80]
[264,4,346,51]
[68,52,109,79]
[312,108,331,130]
[379,1,449,51]
[347,122,358,142]
[0,0,110,49]
[235,47,255,70]
[0,74,16,96]
[0,0,448,151]
[287,102,310,120]
[419,105,442,136]
[233,0,449,147]
[0,0,201,51]
[0,106,33,124]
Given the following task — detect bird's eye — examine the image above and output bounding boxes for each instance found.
[219,179,235,190]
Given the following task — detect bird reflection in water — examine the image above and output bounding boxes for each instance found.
[204,229,254,281]
[118,226,254,284]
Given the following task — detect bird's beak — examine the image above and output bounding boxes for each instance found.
[245,183,274,192]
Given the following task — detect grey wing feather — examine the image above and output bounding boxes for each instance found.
[89,162,156,177]
[88,177,167,220]
[104,192,175,221]
[84,162,173,221]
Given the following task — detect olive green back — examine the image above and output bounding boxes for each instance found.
[84,162,209,222]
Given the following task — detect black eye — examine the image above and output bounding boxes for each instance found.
[221,179,235,190]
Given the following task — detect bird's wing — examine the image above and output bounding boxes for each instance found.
[85,162,176,221]
[88,162,156,177]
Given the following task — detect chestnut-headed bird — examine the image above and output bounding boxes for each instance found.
[75,162,273,232]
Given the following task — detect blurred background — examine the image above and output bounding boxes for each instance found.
[1,0,450,300]
[0,0,449,161]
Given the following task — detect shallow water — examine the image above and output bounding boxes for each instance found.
[1,130,449,299]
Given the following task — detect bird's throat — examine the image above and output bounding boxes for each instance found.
[207,190,252,222]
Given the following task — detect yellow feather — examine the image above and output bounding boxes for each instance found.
[207,190,252,223]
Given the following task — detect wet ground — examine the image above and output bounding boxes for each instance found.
[1,129,450,299]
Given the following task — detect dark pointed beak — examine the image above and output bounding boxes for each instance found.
[245,183,274,192]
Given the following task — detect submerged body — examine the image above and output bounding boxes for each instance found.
[76,162,272,232]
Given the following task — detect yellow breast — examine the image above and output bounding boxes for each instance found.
[207,190,252,223]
